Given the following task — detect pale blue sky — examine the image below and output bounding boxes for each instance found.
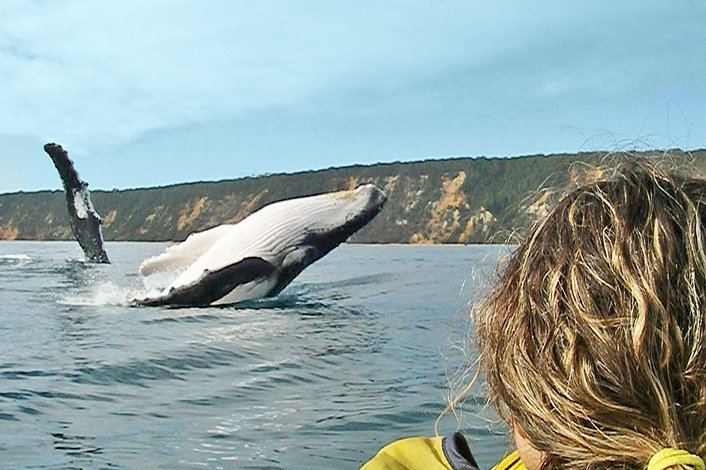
[1,1,705,193]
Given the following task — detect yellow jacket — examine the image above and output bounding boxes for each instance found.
[360,433,524,470]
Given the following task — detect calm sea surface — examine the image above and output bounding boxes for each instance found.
[0,241,512,469]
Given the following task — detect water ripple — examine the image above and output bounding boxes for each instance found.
[0,242,509,469]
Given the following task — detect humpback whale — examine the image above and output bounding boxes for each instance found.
[44,143,386,306]
[135,184,386,306]
[44,143,109,263]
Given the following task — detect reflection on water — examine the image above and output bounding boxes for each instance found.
[0,241,510,469]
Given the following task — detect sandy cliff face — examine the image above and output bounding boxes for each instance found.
[0,225,19,240]
[409,171,468,243]
[459,208,496,244]
[406,171,497,244]
[5,149,672,243]
[0,169,518,244]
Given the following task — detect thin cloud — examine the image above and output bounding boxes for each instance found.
[0,1,704,192]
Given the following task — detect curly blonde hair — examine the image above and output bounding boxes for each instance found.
[476,158,706,470]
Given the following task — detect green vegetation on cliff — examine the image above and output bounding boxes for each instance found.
[2,150,705,244]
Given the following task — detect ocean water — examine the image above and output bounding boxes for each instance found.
[0,241,512,469]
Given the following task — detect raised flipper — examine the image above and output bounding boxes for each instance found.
[139,224,233,276]
[133,256,276,307]
[44,143,109,263]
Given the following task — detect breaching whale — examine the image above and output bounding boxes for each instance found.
[44,143,386,306]
[44,143,109,263]
[134,184,386,306]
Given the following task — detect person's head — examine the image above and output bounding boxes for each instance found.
[476,158,706,470]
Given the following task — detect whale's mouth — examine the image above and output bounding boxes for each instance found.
[349,185,388,230]
[307,185,387,253]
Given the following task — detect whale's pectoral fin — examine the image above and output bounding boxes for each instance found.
[269,246,320,296]
[139,224,233,276]
[44,143,109,264]
[134,256,277,307]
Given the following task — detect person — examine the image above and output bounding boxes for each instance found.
[361,158,706,470]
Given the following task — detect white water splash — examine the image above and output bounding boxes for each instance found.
[56,268,182,307]
[140,269,182,293]
[0,253,33,267]
[0,253,31,261]
[58,281,161,307]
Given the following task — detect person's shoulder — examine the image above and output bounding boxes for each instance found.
[491,450,524,470]
[360,433,487,470]
[360,436,446,470]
